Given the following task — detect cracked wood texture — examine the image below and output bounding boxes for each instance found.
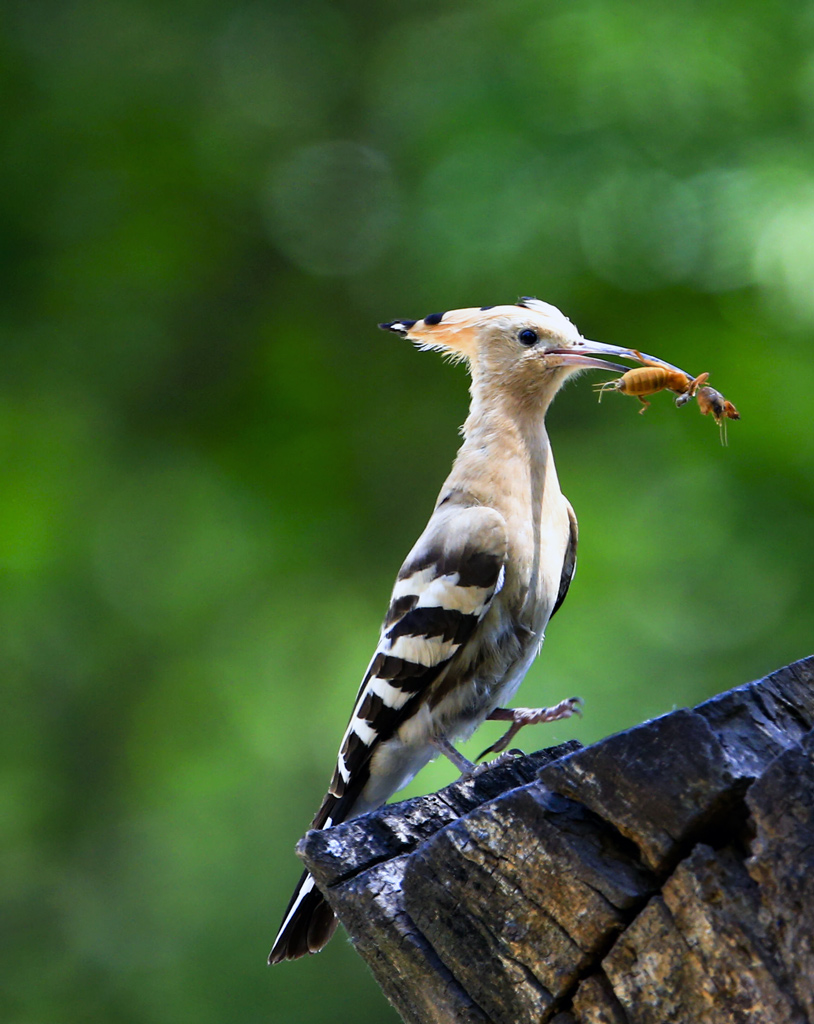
[298,655,814,1024]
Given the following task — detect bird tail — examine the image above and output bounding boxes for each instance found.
[268,786,347,964]
[269,682,398,964]
[268,868,337,963]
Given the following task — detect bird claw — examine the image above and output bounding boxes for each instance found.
[478,696,583,761]
[461,748,524,777]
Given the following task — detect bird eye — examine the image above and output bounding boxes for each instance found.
[518,328,538,346]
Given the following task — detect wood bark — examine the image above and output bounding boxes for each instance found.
[298,655,814,1024]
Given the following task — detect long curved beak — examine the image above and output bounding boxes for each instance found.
[557,338,688,377]
[547,351,630,373]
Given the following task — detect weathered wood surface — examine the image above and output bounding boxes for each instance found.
[299,655,814,1024]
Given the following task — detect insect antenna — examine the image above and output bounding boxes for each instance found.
[593,378,621,403]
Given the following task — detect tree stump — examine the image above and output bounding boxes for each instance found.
[299,655,814,1024]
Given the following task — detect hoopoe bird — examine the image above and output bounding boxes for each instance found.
[269,298,642,964]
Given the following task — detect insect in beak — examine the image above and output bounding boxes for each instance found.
[559,339,690,377]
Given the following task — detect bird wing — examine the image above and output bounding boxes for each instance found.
[549,500,578,620]
[269,503,507,964]
[316,502,508,829]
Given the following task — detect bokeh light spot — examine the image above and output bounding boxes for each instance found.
[263,141,399,276]
[579,168,702,290]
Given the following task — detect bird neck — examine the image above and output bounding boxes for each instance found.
[464,374,557,450]
[443,382,557,508]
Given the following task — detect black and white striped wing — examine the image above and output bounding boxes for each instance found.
[268,505,507,964]
[323,503,508,824]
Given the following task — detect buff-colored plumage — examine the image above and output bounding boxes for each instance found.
[270,298,639,964]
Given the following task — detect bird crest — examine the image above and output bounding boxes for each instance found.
[379,299,582,363]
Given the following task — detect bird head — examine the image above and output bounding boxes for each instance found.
[380,298,639,403]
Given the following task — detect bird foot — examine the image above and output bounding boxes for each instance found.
[478,697,583,760]
[479,748,525,771]
[463,747,527,777]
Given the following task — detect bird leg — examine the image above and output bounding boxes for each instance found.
[432,735,477,775]
[478,697,583,760]
[432,735,523,778]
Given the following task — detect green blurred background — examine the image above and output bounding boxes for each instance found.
[3,0,814,1020]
